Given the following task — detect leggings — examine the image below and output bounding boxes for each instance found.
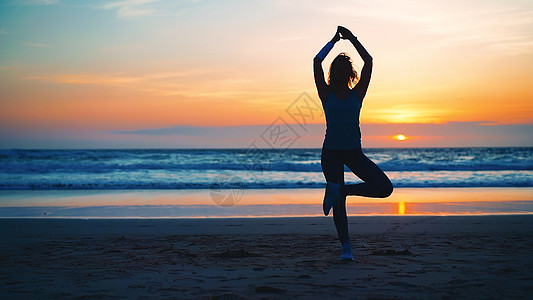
[321,147,393,244]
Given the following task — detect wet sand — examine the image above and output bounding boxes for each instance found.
[2,188,533,218]
[1,215,533,299]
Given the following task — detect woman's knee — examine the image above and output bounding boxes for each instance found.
[374,177,394,198]
[380,181,394,198]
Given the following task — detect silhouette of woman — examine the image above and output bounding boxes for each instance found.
[314,26,393,261]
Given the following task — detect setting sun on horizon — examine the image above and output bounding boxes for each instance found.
[0,0,532,148]
[394,134,407,141]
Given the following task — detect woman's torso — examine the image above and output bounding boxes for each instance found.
[322,88,362,150]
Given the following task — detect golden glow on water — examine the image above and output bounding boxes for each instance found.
[1,188,533,207]
[1,188,532,218]
[398,202,406,215]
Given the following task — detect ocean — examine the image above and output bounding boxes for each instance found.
[0,147,531,189]
[0,147,532,218]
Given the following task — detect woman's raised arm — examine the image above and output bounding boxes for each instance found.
[313,30,340,103]
[338,26,373,101]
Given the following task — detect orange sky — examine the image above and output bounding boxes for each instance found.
[0,0,532,147]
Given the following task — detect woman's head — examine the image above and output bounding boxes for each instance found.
[328,53,359,91]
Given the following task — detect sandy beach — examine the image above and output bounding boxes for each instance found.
[1,215,532,299]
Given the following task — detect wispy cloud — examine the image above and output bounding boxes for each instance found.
[28,73,143,85]
[419,6,533,54]
[109,121,533,148]
[112,125,267,137]
[26,70,257,98]
[96,0,163,18]
[289,0,533,55]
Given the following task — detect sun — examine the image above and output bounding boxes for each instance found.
[393,134,407,141]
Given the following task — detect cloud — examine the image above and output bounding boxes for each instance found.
[109,121,533,148]
[360,121,533,137]
[96,0,163,18]
[287,0,533,55]
[112,125,268,137]
[26,70,261,98]
[27,72,182,96]
[28,73,143,85]
[2,121,531,148]
[421,7,533,55]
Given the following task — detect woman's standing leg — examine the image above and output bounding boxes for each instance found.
[321,148,349,244]
[321,148,344,185]
[332,196,349,244]
[343,149,393,198]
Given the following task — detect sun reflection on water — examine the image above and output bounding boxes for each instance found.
[398,202,406,215]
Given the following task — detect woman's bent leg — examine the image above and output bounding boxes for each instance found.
[344,149,393,198]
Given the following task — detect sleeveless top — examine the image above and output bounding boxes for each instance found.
[322,89,362,150]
